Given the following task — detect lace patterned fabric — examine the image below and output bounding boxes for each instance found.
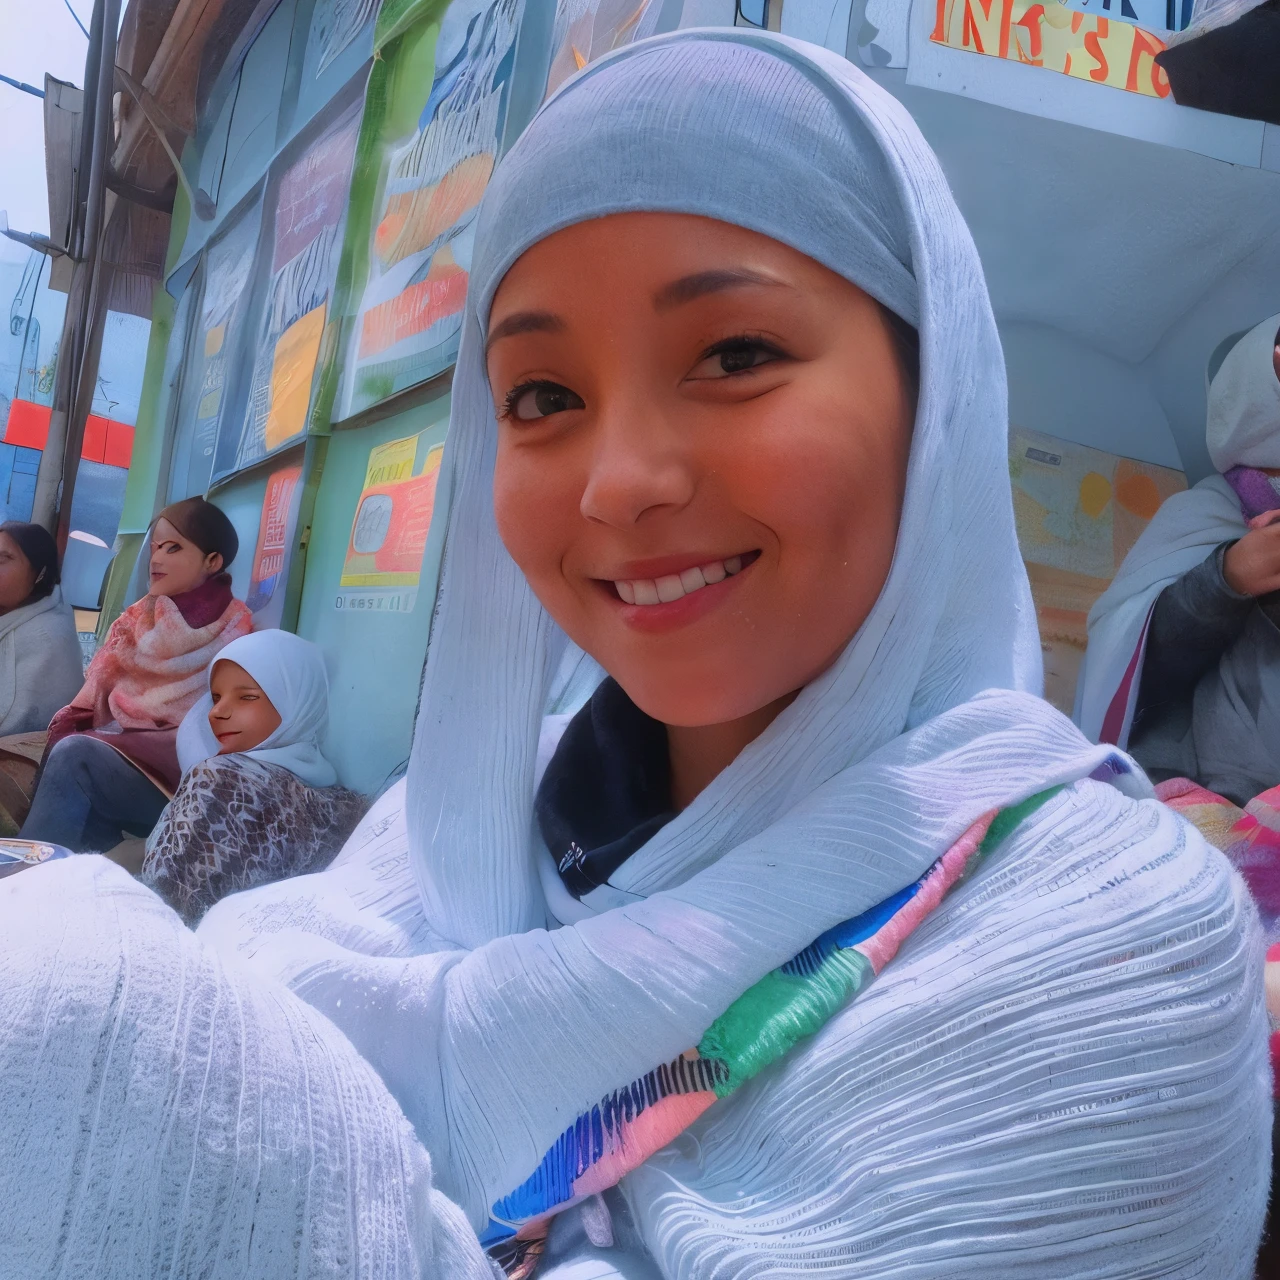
[141,755,368,924]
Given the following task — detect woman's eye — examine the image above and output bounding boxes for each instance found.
[689,338,785,380]
[504,381,585,422]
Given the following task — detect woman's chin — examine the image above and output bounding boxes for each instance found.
[609,668,779,731]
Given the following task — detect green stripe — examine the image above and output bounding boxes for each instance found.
[694,786,1064,1098]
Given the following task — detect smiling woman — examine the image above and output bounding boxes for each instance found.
[488,215,914,807]
[0,27,1270,1280]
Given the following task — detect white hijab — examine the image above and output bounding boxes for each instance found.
[1207,311,1280,472]
[405,27,1044,949]
[1076,310,1280,745]
[177,629,338,788]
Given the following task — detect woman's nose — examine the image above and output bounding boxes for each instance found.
[579,404,696,528]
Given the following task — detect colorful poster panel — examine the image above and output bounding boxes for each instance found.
[171,207,261,498]
[232,102,363,474]
[309,0,381,77]
[544,0,668,98]
[335,430,444,613]
[341,0,525,418]
[1009,425,1185,715]
[246,462,305,629]
[929,0,1172,98]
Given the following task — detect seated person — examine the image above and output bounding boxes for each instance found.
[140,630,367,923]
[1078,313,1280,806]
[0,31,1269,1280]
[0,521,83,738]
[20,497,251,851]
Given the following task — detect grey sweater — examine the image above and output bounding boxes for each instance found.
[1131,541,1280,805]
[0,589,85,738]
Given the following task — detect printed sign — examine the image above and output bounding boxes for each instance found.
[930,0,1172,98]
[341,0,525,416]
[178,208,260,496]
[246,463,304,628]
[1009,426,1185,714]
[232,103,361,472]
[335,431,444,613]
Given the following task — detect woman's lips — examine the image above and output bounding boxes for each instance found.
[597,551,760,632]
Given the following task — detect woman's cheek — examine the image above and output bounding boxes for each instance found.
[494,454,574,599]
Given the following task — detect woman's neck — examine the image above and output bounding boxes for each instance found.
[665,690,799,811]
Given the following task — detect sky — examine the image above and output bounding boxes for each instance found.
[0,0,98,264]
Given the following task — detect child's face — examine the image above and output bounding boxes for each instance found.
[208,661,282,755]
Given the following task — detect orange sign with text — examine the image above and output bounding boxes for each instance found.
[930,0,1171,98]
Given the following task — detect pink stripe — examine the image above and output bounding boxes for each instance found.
[569,1091,717,1199]
[856,811,996,973]
[1100,610,1153,746]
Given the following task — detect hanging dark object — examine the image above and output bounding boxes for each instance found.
[1155,0,1280,127]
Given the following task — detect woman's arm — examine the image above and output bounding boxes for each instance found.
[1134,542,1253,717]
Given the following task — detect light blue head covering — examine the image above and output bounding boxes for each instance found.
[407,30,1040,948]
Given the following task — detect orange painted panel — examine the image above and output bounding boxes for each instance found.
[5,399,51,450]
[3,399,135,466]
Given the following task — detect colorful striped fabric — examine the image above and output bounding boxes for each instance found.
[1156,777,1280,1097]
[483,787,1062,1278]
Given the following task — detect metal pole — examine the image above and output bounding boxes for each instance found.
[31,0,119,536]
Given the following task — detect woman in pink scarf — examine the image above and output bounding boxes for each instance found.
[20,497,251,851]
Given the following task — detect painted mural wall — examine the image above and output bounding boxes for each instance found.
[120,0,687,790]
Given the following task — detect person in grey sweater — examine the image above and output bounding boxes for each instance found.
[0,522,84,738]
[1079,313,1280,805]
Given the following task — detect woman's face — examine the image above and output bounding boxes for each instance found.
[149,517,222,598]
[208,660,282,754]
[488,213,913,728]
[0,533,39,613]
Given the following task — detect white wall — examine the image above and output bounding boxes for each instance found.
[679,0,735,26]
[1000,321,1182,471]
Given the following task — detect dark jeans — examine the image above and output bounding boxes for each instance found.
[19,735,168,852]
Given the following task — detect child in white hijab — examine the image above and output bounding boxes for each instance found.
[139,630,367,922]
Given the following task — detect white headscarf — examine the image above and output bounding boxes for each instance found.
[405,27,1044,949]
[177,629,338,788]
[1207,311,1280,472]
[1077,310,1280,746]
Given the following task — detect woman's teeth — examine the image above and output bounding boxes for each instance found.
[615,555,744,606]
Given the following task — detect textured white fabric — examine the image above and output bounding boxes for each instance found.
[201,706,1271,1275]
[1075,310,1280,746]
[0,856,493,1279]
[0,585,85,736]
[1206,311,1280,473]
[176,628,338,787]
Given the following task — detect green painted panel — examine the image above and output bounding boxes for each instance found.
[295,387,452,793]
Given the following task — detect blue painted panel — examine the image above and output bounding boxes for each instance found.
[1,444,40,522]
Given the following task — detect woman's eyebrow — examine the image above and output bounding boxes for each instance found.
[485,310,565,354]
[652,268,787,311]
